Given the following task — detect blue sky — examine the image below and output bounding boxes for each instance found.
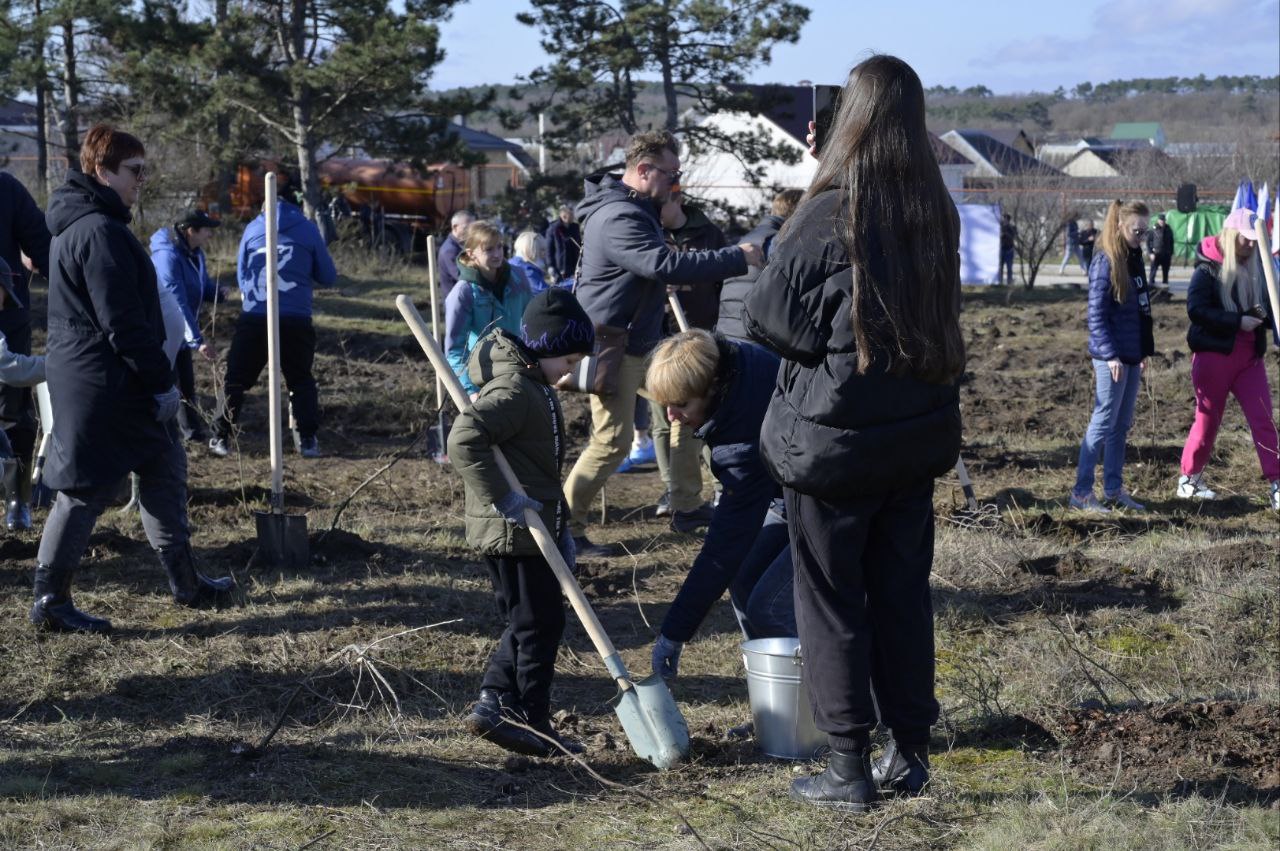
[429,0,1280,94]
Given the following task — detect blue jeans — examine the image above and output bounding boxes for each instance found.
[729,503,796,639]
[1073,358,1142,497]
[999,249,1015,286]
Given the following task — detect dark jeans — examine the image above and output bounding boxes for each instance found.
[0,310,36,466]
[729,504,796,639]
[999,249,1015,286]
[479,553,566,722]
[37,429,188,572]
[786,482,938,753]
[1149,254,1171,286]
[213,313,319,440]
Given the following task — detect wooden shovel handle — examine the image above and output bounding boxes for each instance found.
[396,295,630,688]
[667,292,690,333]
[1255,222,1280,339]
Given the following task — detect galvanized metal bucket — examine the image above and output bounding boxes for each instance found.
[741,637,826,760]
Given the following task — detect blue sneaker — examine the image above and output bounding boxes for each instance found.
[617,438,655,473]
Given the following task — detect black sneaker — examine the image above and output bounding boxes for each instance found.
[572,535,615,559]
[670,502,714,533]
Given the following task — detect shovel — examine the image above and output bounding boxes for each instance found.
[254,172,309,568]
[396,294,690,770]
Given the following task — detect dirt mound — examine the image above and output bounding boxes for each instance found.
[1167,541,1276,575]
[1058,701,1280,804]
[1011,550,1178,613]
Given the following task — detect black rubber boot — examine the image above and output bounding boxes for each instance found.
[463,689,548,757]
[789,747,879,812]
[29,563,113,634]
[872,740,930,795]
[3,457,31,531]
[158,544,237,608]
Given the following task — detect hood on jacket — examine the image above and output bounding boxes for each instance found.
[149,225,195,259]
[575,172,657,228]
[46,170,131,237]
[466,328,546,391]
[668,205,718,241]
[1197,234,1224,266]
[244,201,314,241]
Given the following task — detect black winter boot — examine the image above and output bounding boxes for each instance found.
[29,563,112,634]
[463,689,548,757]
[872,740,930,795]
[527,716,585,757]
[158,544,237,608]
[789,747,879,812]
[3,457,31,531]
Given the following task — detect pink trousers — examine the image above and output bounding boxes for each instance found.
[1180,331,1280,481]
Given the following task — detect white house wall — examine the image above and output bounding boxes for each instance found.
[680,113,817,213]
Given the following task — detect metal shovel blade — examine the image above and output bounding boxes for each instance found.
[254,510,310,568]
[610,672,691,770]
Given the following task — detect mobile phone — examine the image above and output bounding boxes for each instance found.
[812,84,842,156]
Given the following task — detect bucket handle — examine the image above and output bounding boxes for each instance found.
[793,644,803,667]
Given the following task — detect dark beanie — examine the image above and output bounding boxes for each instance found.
[521,288,595,358]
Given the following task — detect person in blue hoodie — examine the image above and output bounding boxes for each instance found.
[209,199,337,458]
[150,209,225,443]
[643,329,796,681]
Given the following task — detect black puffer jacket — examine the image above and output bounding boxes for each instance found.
[742,189,962,499]
[1185,236,1271,358]
[44,170,173,490]
[717,214,784,342]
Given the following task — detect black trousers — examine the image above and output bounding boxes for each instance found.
[479,553,566,722]
[0,310,36,466]
[213,313,319,440]
[1149,254,1171,286]
[786,481,939,752]
[174,347,208,439]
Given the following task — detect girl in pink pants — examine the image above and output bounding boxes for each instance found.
[1177,209,1279,510]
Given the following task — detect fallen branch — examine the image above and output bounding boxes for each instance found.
[319,432,427,545]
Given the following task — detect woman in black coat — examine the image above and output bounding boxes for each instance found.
[30,124,234,635]
[743,55,966,811]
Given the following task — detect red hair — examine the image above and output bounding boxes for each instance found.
[79,124,145,175]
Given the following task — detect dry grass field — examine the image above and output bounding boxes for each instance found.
[0,250,1276,850]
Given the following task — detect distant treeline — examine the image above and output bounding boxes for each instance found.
[928,74,1280,101]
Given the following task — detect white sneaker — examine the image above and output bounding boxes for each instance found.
[1104,489,1145,511]
[1269,480,1279,511]
[1069,491,1111,513]
[1176,473,1216,500]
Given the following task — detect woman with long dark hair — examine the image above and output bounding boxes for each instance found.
[743,55,965,811]
[1069,199,1154,512]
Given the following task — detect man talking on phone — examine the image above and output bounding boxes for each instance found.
[564,130,763,558]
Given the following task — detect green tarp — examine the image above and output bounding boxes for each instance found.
[1162,204,1230,262]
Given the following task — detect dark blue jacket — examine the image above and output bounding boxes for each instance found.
[546,218,580,282]
[1086,247,1154,365]
[237,202,336,318]
[659,338,783,643]
[574,172,747,355]
[0,171,52,313]
[150,226,219,347]
[437,233,464,301]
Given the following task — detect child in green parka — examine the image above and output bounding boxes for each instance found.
[447,288,595,757]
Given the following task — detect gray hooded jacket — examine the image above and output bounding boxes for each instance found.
[573,173,747,355]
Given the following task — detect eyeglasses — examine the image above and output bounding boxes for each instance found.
[645,163,682,183]
[120,162,147,180]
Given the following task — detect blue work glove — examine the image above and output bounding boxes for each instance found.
[651,634,684,680]
[556,523,576,574]
[153,387,181,423]
[492,491,543,528]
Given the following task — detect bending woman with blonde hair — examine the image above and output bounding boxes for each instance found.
[1175,208,1279,509]
[1070,199,1154,513]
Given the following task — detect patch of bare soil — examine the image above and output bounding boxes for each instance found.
[1058,701,1280,805]
[1010,550,1178,613]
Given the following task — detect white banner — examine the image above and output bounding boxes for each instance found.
[958,203,1001,285]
